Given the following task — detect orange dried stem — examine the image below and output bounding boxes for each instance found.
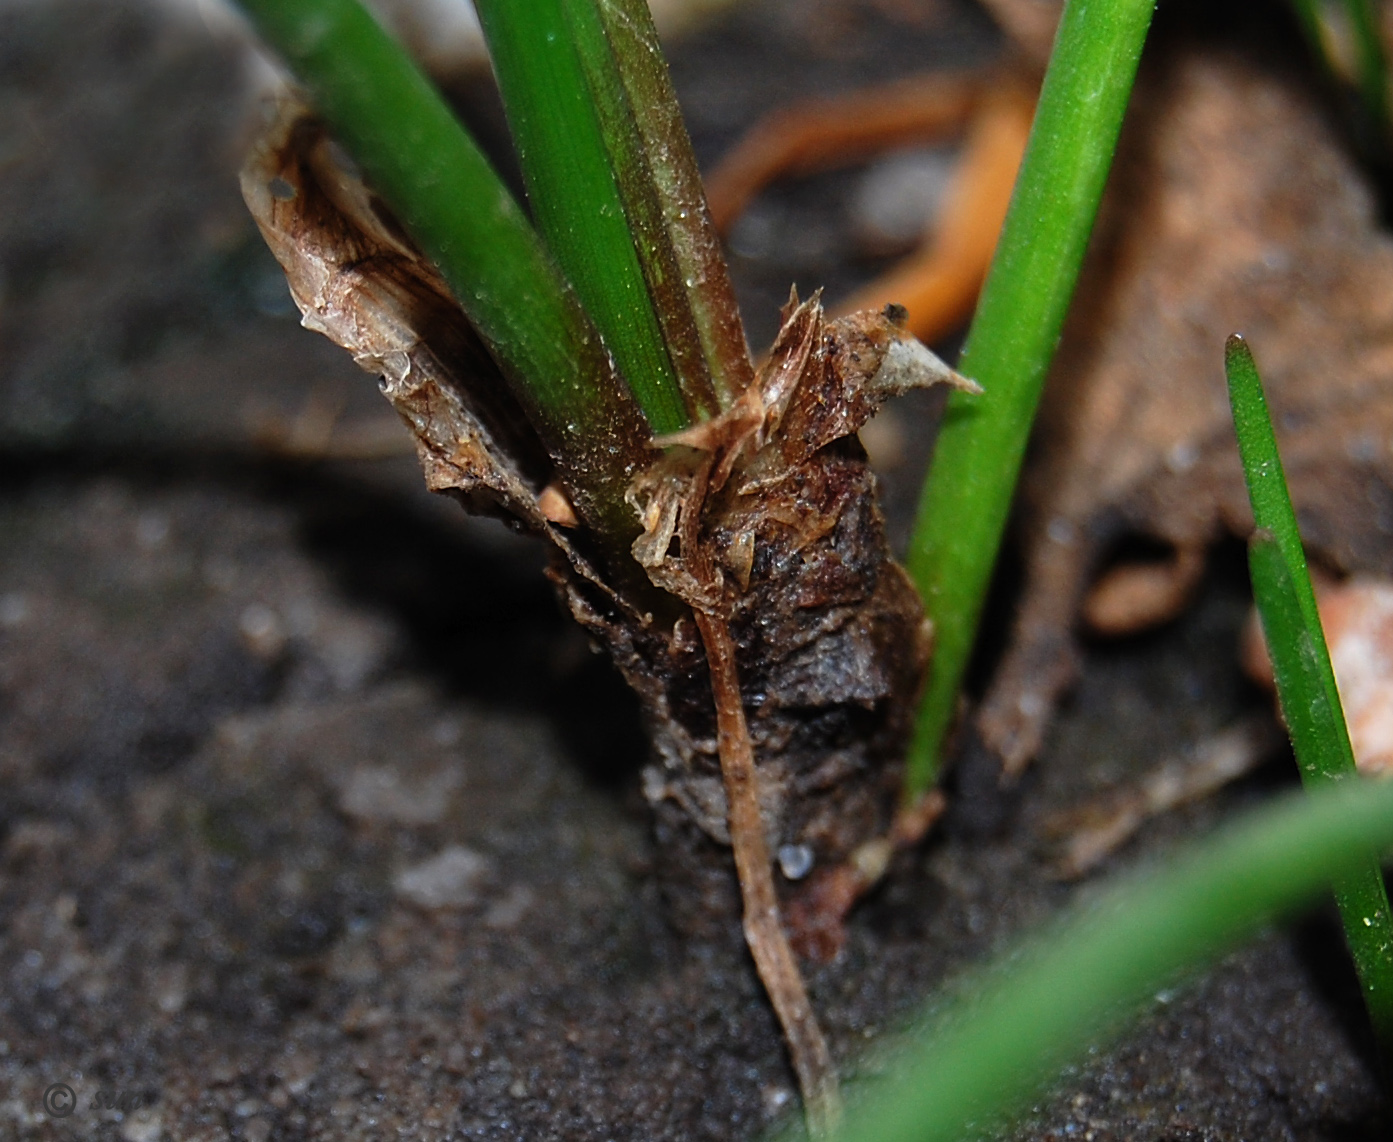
[705,71,984,235]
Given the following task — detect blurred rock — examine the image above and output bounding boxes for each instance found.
[850,146,957,254]
[337,762,462,826]
[393,845,493,910]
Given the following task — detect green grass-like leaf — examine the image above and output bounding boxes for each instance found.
[581,0,755,411]
[1225,333,1393,1057]
[561,0,720,423]
[783,778,1393,1142]
[1289,0,1390,139]
[903,0,1157,797]
[1343,0,1389,134]
[474,0,691,434]
[1289,0,1329,62]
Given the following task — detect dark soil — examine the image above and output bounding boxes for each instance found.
[0,1,1386,1139]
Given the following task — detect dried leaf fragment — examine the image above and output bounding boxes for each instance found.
[241,105,555,528]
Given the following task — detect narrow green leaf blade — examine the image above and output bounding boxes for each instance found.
[904,0,1158,796]
[1227,333,1393,1056]
[1288,0,1389,160]
[1251,535,1393,1051]
[1343,0,1390,136]
[586,0,755,410]
[796,778,1393,1142]
[1245,537,1353,785]
[560,0,721,422]
[1225,335,1346,766]
[1226,337,1320,599]
[475,0,690,434]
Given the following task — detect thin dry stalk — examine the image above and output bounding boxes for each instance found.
[694,608,842,1139]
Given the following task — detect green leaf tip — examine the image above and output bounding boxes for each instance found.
[1224,331,1393,1074]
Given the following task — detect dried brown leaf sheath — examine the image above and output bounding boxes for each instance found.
[241,106,965,946]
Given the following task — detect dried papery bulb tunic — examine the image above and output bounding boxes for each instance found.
[243,104,971,944]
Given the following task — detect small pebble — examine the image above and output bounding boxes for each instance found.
[761,1084,794,1118]
[135,510,170,549]
[238,604,286,661]
[483,884,534,930]
[851,147,956,253]
[338,764,461,827]
[0,592,30,627]
[119,1111,163,1142]
[777,843,814,881]
[431,717,463,747]
[393,845,492,910]
[313,610,396,691]
[152,963,189,1015]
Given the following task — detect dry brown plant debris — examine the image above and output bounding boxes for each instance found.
[242,103,972,1131]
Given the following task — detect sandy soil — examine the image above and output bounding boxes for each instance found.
[0,1,1386,1138]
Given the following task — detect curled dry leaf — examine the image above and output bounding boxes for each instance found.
[241,104,970,949]
[240,111,555,528]
[980,46,1393,778]
[240,107,645,621]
